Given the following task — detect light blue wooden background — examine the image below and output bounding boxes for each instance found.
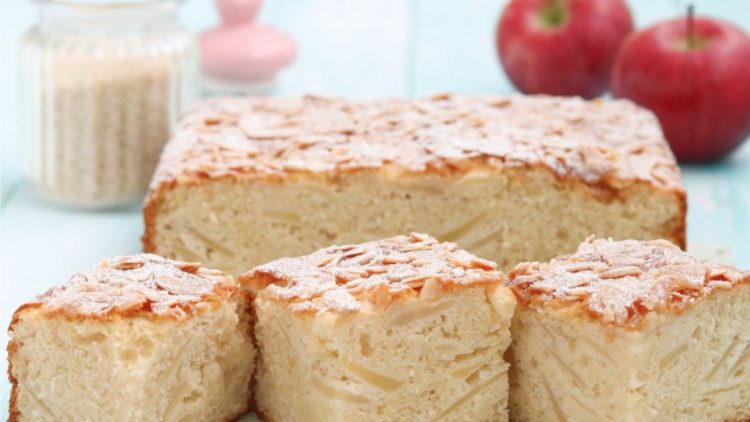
[1,0,749,418]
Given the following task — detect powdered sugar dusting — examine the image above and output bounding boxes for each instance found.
[240,233,501,313]
[34,254,232,318]
[149,94,683,197]
[506,238,750,328]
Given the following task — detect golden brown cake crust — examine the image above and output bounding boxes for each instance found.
[148,93,682,191]
[7,339,19,422]
[10,254,236,322]
[239,232,501,314]
[506,238,750,329]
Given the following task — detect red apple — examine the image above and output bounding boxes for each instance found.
[612,15,750,162]
[496,0,633,99]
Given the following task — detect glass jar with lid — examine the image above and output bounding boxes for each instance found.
[21,0,199,208]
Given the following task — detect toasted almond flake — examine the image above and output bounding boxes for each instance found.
[316,255,336,267]
[401,274,433,285]
[382,254,414,265]
[406,280,425,289]
[430,93,453,101]
[470,257,497,270]
[600,266,641,279]
[113,260,145,270]
[341,247,367,259]
[561,262,597,273]
[725,270,745,283]
[362,265,388,275]
[419,278,443,301]
[259,129,298,139]
[366,284,392,310]
[648,239,681,249]
[708,267,729,280]
[177,262,201,274]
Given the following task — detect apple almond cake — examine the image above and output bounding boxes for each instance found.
[6,254,256,422]
[240,233,517,421]
[505,238,750,422]
[143,94,686,274]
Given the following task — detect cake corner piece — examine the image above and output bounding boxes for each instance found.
[240,232,517,421]
[505,237,750,422]
[6,254,257,421]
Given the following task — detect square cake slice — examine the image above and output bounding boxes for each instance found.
[144,94,686,274]
[239,233,516,421]
[505,238,750,422]
[7,254,256,422]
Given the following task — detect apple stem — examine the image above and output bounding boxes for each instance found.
[687,3,696,48]
[541,0,567,27]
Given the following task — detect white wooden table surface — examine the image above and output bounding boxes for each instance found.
[1,0,749,418]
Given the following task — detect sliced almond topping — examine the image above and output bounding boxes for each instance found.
[707,267,729,280]
[243,128,297,140]
[600,266,641,279]
[341,247,367,259]
[402,274,434,287]
[113,260,145,270]
[381,254,414,265]
[365,284,392,310]
[406,280,424,289]
[430,92,453,101]
[647,239,680,249]
[490,98,511,107]
[177,262,201,274]
[561,261,597,273]
[725,270,745,283]
[470,257,496,271]
[316,255,336,267]
[419,277,443,301]
[362,265,387,275]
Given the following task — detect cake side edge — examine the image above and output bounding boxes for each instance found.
[141,159,687,262]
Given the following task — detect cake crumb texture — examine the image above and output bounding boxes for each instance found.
[252,278,516,421]
[508,284,750,421]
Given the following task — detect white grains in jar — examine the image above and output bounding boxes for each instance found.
[21,0,198,208]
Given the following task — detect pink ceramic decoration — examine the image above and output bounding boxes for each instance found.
[201,0,297,94]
